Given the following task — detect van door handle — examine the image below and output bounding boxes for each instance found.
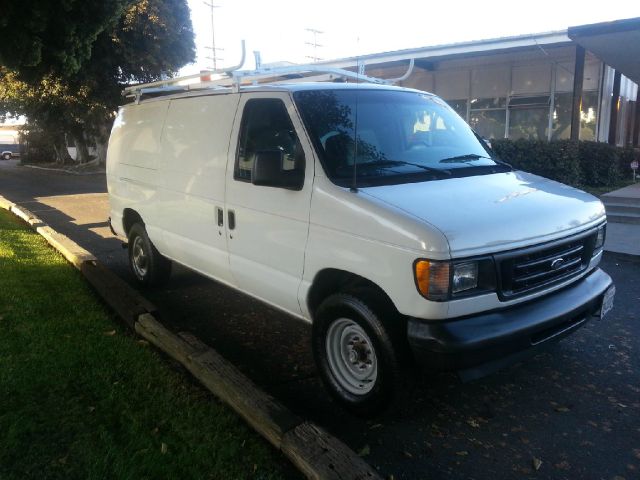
[216,207,224,227]
[228,210,235,230]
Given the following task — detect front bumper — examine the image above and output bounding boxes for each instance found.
[407,268,613,381]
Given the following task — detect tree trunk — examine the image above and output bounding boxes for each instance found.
[71,129,90,164]
[53,136,73,165]
[93,123,110,165]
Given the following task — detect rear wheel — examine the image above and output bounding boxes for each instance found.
[127,223,172,286]
[2,152,11,160]
[312,291,409,416]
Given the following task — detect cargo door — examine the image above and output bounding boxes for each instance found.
[157,94,239,285]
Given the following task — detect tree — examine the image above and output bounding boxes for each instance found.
[0,0,195,164]
[0,1,132,79]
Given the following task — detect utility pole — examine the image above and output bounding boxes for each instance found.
[203,2,223,70]
[305,28,324,63]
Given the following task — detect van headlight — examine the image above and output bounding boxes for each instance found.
[452,262,478,293]
[414,258,495,301]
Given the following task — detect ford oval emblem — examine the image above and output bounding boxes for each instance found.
[550,258,565,270]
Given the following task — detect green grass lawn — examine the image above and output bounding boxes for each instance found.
[0,209,291,480]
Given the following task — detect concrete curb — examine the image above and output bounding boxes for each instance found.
[1,197,97,269]
[0,194,381,480]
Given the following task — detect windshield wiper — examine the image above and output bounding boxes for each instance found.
[438,153,491,163]
[369,159,451,176]
[439,153,513,169]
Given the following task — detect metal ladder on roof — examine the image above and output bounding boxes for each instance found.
[123,41,415,103]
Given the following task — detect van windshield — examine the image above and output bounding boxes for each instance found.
[294,89,510,187]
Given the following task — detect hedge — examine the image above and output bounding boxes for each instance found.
[491,138,639,188]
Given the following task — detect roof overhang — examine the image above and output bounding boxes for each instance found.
[316,31,572,70]
[568,17,640,83]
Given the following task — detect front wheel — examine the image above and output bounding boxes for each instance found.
[312,292,408,416]
[127,223,172,286]
[2,153,11,160]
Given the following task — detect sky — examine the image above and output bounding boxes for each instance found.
[182,0,640,74]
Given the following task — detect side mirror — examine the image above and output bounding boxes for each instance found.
[251,150,304,191]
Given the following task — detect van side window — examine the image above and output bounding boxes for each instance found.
[235,98,305,182]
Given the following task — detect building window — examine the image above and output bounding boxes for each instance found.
[580,91,598,141]
[469,97,506,139]
[508,96,550,140]
[470,110,506,139]
[470,97,506,109]
[446,99,467,119]
[551,92,572,140]
[552,91,598,141]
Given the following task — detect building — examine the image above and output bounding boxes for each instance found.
[318,17,640,146]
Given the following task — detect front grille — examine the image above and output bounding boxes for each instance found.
[497,230,597,299]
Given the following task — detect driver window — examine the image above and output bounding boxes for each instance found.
[235,98,305,182]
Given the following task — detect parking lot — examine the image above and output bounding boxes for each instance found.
[1,160,638,479]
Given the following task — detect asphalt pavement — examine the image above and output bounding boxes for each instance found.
[1,159,639,480]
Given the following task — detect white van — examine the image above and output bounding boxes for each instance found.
[107,79,614,415]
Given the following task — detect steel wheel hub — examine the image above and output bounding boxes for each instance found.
[131,236,148,278]
[325,318,378,395]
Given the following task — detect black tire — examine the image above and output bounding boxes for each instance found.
[2,153,11,160]
[127,223,172,286]
[312,291,409,417]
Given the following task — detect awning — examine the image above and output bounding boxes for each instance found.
[568,17,640,84]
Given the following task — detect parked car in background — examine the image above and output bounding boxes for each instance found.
[0,142,20,160]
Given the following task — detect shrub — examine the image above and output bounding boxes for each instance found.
[18,128,56,164]
[578,141,621,187]
[492,139,582,187]
[492,138,637,188]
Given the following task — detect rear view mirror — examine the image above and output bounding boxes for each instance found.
[252,150,304,190]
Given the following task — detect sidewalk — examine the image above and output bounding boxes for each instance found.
[603,182,640,256]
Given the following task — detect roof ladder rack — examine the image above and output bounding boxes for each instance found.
[123,42,415,102]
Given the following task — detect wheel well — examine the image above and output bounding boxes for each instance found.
[122,208,143,236]
[307,269,397,318]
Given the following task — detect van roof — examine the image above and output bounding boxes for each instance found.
[130,81,432,105]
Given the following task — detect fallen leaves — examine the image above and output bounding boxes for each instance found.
[550,401,571,413]
[532,457,543,471]
[104,329,116,336]
[358,445,370,457]
[467,418,481,428]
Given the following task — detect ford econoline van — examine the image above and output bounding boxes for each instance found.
[107,80,614,415]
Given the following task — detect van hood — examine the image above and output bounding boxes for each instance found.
[361,171,605,257]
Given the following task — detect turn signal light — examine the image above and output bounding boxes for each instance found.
[414,260,450,301]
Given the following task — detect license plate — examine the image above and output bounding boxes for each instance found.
[600,285,615,319]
